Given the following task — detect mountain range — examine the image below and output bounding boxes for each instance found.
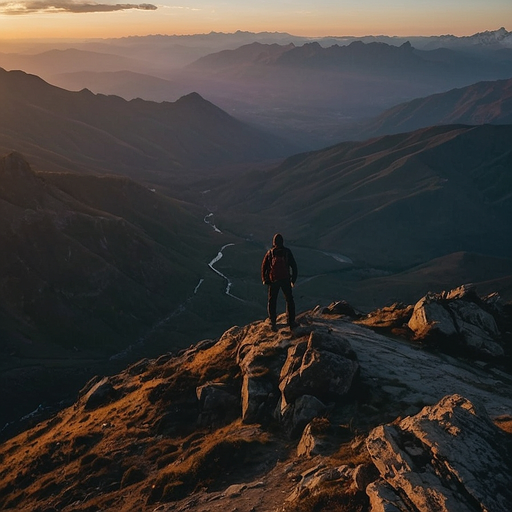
[0,68,294,180]
[4,29,512,149]
[173,37,512,147]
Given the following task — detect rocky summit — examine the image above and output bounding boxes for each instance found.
[0,285,511,512]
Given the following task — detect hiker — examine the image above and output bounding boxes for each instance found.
[261,233,298,331]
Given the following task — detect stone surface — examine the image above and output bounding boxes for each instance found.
[407,286,504,358]
[279,328,359,407]
[366,394,512,512]
[81,376,117,411]
[196,382,239,427]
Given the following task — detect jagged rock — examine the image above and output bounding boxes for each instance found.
[408,285,503,358]
[296,416,330,456]
[352,463,379,492]
[279,328,359,407]
[283,394,327,439]
[447,300,502,357]
[322,300,358,317]
[236,324,287,424]
[408,294,458,338]
[357,303,414,330]
[196,382,240,427]
[366,480,408,512]
[241,374,277,424]
[286,464,352,503]
[81,377,117,411]
[366,394,512,512]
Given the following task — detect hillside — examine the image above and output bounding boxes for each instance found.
[356,78,512,139]
[0,285,511,511]
[0,68,294,180]
[214,124,512,266]
[200,124,512,314]
[0,151,243,428]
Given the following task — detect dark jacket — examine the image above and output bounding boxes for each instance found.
[261,245,298,284]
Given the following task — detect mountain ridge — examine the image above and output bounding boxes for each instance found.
[215,123,512,268]
[0,67,295,179]
[355,77,512,138]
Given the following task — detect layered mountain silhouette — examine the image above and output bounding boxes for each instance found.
[5,32,511,149]
[0,68,294,179]
[356,77,512,139]
[180,39,512,147]
[49,70,188,103]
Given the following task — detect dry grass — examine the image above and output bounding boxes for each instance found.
[147,422,270,504]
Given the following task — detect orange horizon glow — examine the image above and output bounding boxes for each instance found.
[0,1,510,41]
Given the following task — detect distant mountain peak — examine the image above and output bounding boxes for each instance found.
[176,91,205,103]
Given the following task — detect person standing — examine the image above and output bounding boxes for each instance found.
[261,233,298,331]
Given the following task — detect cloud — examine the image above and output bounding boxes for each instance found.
[0,0,157,14]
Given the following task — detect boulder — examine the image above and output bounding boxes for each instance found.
[240,374,277,424]
[357,303,414,330]
[366,394,512,512]
[322,300,358,317]
[196,382,239,427]
[81,377,117,411]
[407,285,504,358]
[408,294,458,339]
[279,328,359,407]
[295,412,330,455]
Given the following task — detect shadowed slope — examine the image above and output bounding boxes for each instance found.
[215,124,512,269]
[0,68,295,179]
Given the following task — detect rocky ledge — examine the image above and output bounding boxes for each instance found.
[0,285,511,511]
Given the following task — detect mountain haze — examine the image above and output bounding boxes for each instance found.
[356,78,512,139]
[5,30,512,149]
[0,68,294,180]
[180,39,512,147]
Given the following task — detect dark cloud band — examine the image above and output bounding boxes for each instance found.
[0,0,157,14]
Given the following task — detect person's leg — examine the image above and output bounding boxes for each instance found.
[268,282,280,329]
[281,280,296,327]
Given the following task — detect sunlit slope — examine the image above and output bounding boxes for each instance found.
[356,78,512,139]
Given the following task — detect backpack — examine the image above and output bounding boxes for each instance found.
[269,248,289,282]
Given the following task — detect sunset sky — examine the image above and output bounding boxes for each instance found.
[0,0,511,40]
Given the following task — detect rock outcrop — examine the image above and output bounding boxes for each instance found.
[0,294,511,512]
[236,320,360,436]
[408,284,504,358]
[366,394,512,512]
[357,284,509,361]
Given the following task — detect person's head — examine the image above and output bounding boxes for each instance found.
[273,233,284,247]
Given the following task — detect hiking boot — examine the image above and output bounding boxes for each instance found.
[289,321,298,331]
[271,323,278,332]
